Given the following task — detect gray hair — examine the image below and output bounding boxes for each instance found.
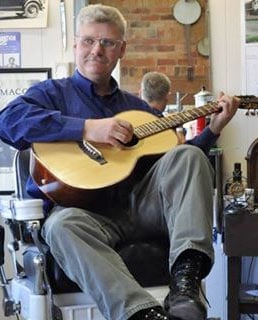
[141,72,171,103]
[76,4,127,38]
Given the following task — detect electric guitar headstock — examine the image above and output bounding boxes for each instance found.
[236,95,258,116]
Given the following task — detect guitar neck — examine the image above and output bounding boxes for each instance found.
[134,102,220,139]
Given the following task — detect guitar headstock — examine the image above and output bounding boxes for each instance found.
[236,95,258,115]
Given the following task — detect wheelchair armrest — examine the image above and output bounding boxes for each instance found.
[0,197,45,277]
[0,198,44,221]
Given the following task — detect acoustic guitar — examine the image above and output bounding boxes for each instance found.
[30,96,256,209]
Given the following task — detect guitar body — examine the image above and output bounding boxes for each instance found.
[31,110,178,209]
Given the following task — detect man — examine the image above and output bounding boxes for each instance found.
[0,4,239,320]
[139,71,171,112]
[139,71,186,143]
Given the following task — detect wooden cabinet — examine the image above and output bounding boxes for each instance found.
[224,211,258,319]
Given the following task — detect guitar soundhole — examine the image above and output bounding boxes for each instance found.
[123,134,139,147]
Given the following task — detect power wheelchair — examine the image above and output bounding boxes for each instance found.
[0,149,170,320]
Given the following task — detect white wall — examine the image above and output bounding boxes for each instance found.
[210,0,242,181]
[210,0,257,182]
[210,0,242,95]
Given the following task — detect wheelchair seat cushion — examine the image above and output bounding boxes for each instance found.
[23,238,170,294]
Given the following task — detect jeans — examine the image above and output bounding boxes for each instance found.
[41,144,214,320]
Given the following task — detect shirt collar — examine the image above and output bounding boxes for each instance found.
[71,70,119,98]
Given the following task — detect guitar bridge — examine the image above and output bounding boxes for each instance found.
[78,140,107,165]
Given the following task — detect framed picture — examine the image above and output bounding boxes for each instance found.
[245,0,258,43]
[0,67,52,194]
[0,0,49,29]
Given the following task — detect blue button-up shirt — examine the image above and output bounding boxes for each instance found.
[0,70,218,209]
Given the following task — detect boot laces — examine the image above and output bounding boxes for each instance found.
[144,308,168,319]
[173,258,201,294]
[172,257,211,307]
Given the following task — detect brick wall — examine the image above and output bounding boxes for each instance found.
[89,0,210,105]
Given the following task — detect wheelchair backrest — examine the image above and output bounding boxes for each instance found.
[13,149,32,200]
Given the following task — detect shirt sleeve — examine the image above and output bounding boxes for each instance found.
[186,126,220,155]
[0,81,85,150]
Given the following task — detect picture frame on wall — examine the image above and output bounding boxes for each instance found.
[0,67,52,194]
[0,0,49,29]
[245,0,258,43]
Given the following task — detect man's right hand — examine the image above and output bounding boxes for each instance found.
[83,117,134,148]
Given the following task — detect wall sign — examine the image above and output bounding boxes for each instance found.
[0,32,21,68]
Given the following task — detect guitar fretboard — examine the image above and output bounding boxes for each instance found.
[134,102,219,139]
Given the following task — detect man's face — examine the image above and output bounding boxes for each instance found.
[74,22,126,83]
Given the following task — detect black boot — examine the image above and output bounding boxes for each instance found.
[164,250,210,320]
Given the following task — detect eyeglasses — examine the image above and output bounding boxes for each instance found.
[76,36,124,50]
